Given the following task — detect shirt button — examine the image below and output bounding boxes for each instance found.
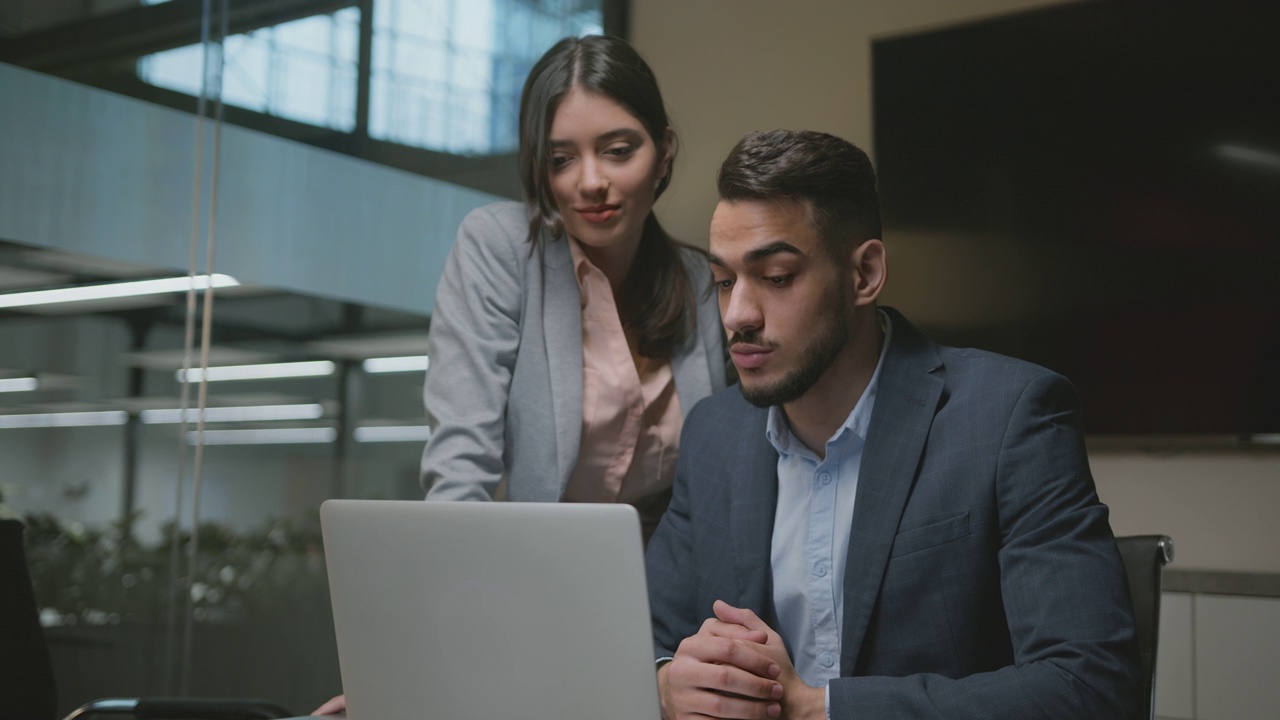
[818,472,832,485]
[821,653,836,668]
[814,563,827,577]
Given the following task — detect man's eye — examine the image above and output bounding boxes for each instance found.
[712,277,734,290]
[765,275,792,287]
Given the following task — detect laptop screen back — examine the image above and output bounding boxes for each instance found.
[320,500,660,720]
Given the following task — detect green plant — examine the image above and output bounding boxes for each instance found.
[23,513,328,627]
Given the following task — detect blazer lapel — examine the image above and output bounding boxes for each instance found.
[840,309,944,673]
[730,406,779,618]
[542,238,583,497]
[675,303,716,415]
[672,277,719,412]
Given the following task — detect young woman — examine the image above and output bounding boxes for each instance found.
[418,35,727,531]
[312,35,725,716]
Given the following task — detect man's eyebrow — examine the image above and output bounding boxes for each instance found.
[744,241,803,264]
[708,241,803,268]
[548,128,643,148]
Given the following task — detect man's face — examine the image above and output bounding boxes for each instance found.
[709,199,855,408]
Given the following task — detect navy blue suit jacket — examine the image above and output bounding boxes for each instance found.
[646,307,1140,719]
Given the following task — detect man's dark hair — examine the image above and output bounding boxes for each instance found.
[717,130,882,256]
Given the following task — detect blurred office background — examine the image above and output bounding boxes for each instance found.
[2,1,1277,718]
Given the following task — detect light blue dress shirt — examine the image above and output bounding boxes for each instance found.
[766,311,892,690]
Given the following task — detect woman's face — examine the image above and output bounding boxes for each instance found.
[546,86,670,262]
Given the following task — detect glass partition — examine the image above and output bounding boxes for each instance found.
[0,240,432,712]
[3,0,623,713]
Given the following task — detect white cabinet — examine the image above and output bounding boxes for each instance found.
[1155,592,1280,719]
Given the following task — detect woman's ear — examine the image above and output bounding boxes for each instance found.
[658,126,676,183]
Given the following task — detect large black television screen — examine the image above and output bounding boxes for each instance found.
[873,0,1280,437]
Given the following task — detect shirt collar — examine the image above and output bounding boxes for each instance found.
[566,236,593,290]
[765,309,894,457]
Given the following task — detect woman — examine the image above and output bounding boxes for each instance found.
[419,34,726,530]
[313,34,725,716]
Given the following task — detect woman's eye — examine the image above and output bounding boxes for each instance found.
[605,144,636,158]
[549,155,571,169]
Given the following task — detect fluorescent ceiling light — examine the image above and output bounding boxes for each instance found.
[0,377,39,393]
[362,355,430,374]
[177,360,335,383]
[141,403,325,424]
[1217,144,1280,171]
[0,273,239,309]
[354,425,432,443]
[0,411,128,429]
[189,427,338,445]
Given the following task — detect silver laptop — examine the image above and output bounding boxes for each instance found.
[320,500,661,720]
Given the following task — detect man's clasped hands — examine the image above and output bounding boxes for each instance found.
[658,600,825,720]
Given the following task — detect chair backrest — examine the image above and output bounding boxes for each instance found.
[0,518,58,720]
[1114,534,1174,720]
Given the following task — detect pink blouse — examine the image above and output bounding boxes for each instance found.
[561,238,683,512]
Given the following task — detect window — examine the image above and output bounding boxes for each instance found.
[368,0,602,154]
[139,8,361,132]
[134,0,606,153]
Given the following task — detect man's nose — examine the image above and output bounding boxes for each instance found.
[721,284,762,335]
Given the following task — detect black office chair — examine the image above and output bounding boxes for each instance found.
[0,518,293,720]
[1,517,59,720]
[1114,534,1174,720]
[63,698,292,720]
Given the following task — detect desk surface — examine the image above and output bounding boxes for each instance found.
[1164,568,1280,598]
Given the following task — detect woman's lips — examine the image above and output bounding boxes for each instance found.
[731,345,772,370]
[577,205,619,223]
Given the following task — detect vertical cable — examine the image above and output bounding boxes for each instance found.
[164,0,213,696]
[179,0,229,695]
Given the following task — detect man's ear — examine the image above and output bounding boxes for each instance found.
[850,239,887,306]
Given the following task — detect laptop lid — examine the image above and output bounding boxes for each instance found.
[320,500,661,720]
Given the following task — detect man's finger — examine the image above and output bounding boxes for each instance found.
[681,690,781,720]
[700,616,768,645]
[675,655,783,702]
[713,599,768,633]
[679,634,779,680]
[721,639,782,680]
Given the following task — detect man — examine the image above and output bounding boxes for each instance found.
[646,130,1139,720]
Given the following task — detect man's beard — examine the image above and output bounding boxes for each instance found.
[734,313,849,408]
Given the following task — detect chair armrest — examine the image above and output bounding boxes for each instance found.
[64,698,293,720]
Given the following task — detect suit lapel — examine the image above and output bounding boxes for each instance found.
[670,251,721,409]
[840,308,944,673]
[542,238,583,497]
[672,271,718,412]
[730,405,779,618]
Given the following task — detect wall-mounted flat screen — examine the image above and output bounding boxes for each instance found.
[873,0,1280,437]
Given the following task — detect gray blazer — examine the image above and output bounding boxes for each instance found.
[421,201,727,502]
[647,307,1140,719]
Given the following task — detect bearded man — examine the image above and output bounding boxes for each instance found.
[647,130,1140,720]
